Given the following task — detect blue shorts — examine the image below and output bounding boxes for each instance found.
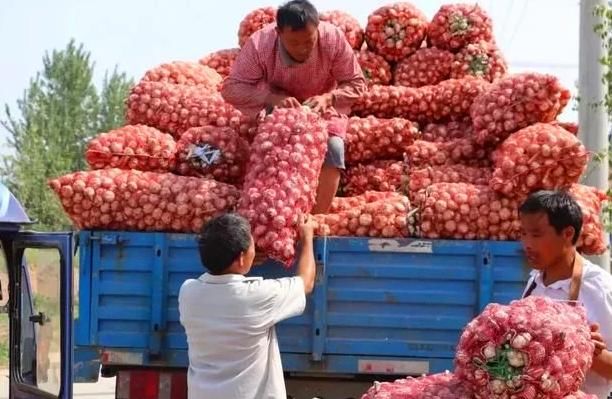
[324,136,345,170]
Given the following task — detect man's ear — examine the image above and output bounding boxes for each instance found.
[562,226,576,244]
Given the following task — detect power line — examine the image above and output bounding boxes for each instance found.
[499,0,516,40]
[506,0,529,50]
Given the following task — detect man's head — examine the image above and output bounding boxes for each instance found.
[198,213,256,275]
[276,0,319,62]
[519,190,582,270]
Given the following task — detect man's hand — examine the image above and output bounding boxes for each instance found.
[591,324,607,357]
[279,96,301,108]
[265,93,301,109]
[298,213,315,243]
[303,94,333,113]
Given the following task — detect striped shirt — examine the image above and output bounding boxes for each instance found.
[221,22,366,129]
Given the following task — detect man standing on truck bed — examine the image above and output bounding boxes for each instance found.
[178,213,316,399]
[519,190,612,398]
[221,0,367,214]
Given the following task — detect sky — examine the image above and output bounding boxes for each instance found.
[0,0,581,155]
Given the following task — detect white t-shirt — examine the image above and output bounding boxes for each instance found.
[178,273,306,399]
[522,258,612,399]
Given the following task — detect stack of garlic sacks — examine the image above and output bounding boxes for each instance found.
[361,296,597,399]
[49,2,606,265]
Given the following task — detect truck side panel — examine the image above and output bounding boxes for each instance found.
[74,231,527,379]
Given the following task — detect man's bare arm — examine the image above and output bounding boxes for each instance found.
[220,39,271,116]
[331,77,367,108]
[328,29,367,111]
[296,215,316,294]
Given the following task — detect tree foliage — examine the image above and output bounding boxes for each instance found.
[595,4,612,115]
[0,39,133,230]
[594,3,612,231]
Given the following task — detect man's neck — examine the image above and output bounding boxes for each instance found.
[542,248,577,286]
[278,40,303,66]
[210,265,245,276]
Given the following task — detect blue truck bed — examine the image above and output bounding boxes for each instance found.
[74,230,529,381]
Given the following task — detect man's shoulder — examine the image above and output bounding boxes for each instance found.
[244,276,302,290]
[583,259,612,284]
[248,24,278,50]
[318,21,345,44]
[178,277,203,296]
[582,259,612,298]
[240,276,303,301]
[177,278,207,312]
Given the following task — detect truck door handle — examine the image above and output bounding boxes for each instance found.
[29,312,49,326]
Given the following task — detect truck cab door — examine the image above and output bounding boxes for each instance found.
[7,232,73,399]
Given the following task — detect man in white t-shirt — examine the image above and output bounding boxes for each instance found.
[519,190,612,399]
[178,213,316,399]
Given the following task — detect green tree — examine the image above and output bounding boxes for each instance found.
[595,4,612,114]
[594,3,612,230]
[98,67,133,133]
[0,39,133,230]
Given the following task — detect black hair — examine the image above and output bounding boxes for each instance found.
[198,213,251,274]
[519,190,583,244]
[277,0,319,31]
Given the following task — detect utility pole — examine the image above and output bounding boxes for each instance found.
[579,0,610,272]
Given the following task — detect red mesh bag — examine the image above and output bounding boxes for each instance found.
[569,184,608,255]
[427,4,493,51]
[126,81,253,140]
[238,7,276,47]
[353,78,489,122]
[49,169,239,232]
[408,165,492,199]
[471,73,572,145]
[314,192,410,238]
[421,120,472,142]
[361,372,472,399]
[394,48,454,88]
[490,123,588,199]
[365,3,428,62]
[565,393,599,399]
[85,125,176,172]
[450,41,508,82]
[455,296,594,399]
[364,380,592,399]
[343,160,405,196]
[175,126,249,184]
[345,116,419,164]
[415,183,520,240]
[199,48,240,78]
[329,191,399,214]
[355,50,393,86]
[552,120,579,135]
[238,108,328,265]
[405,139,490,168]
[320,10,364,50]
[142,62,222,89]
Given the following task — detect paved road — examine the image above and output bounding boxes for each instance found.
[0,370,371,398]
[0,370,115,399]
